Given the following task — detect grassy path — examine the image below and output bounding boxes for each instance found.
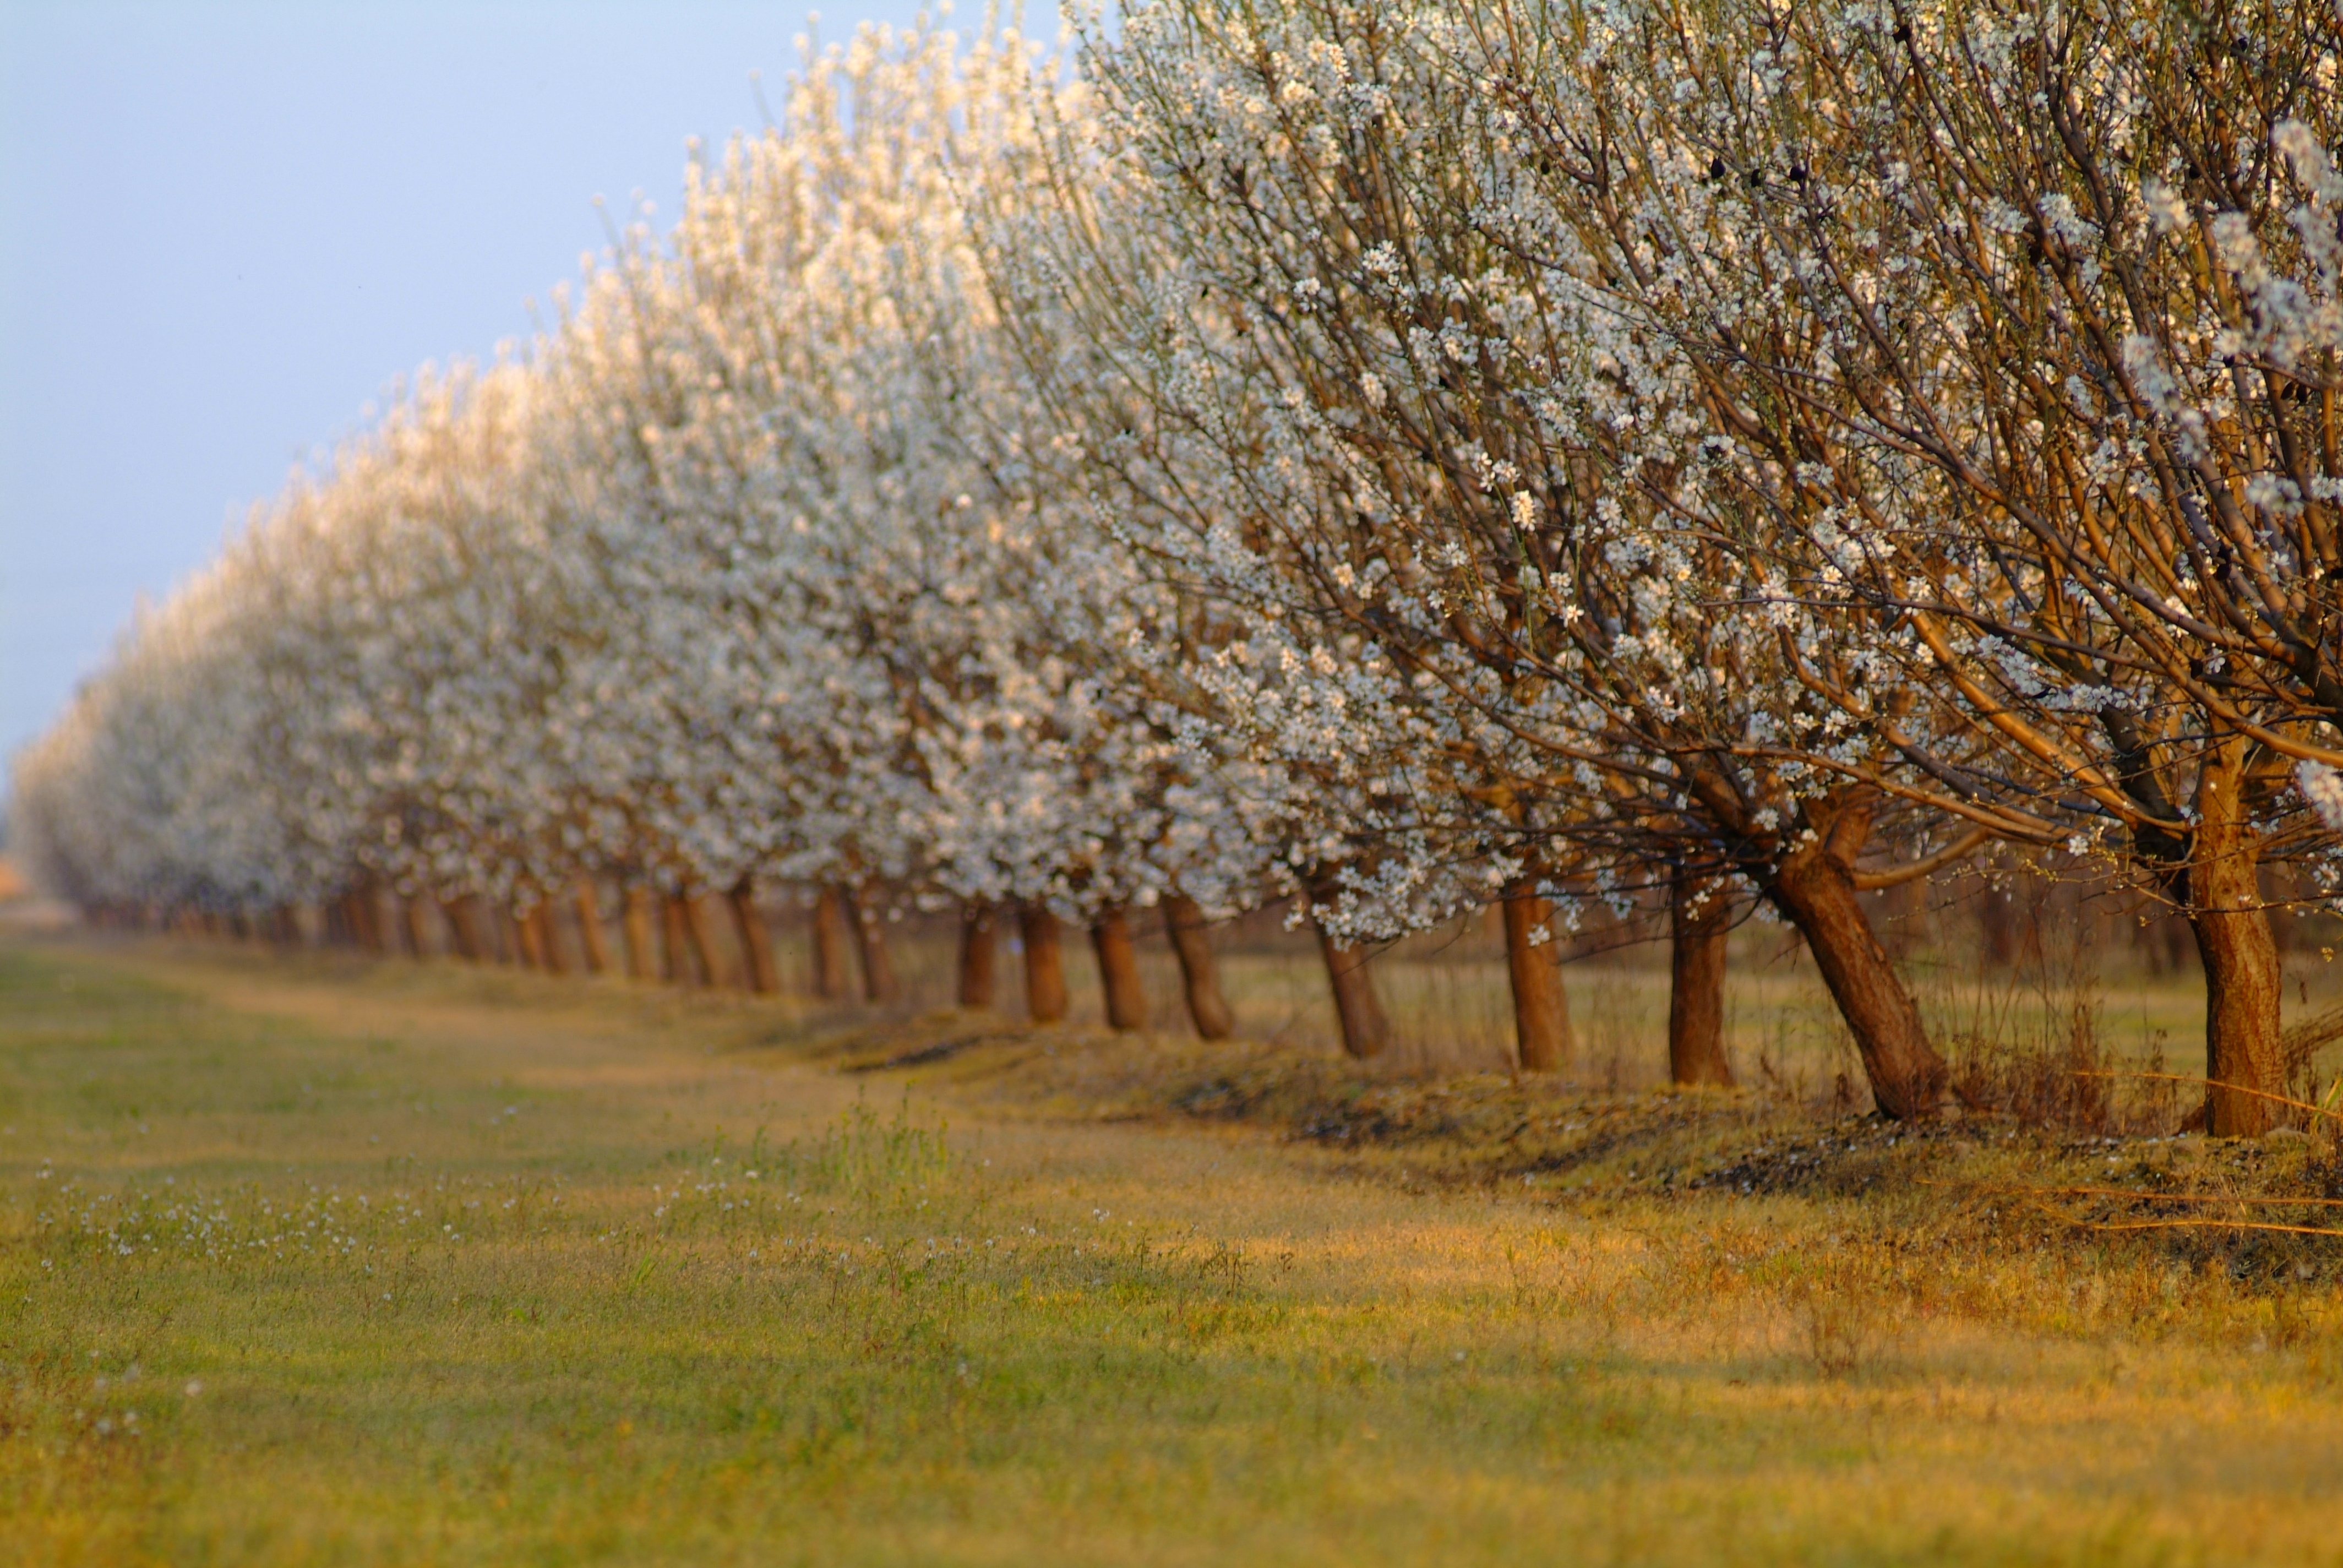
[2,932,2339,1565]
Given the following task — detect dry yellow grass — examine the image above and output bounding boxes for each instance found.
[3,928,2341,1565]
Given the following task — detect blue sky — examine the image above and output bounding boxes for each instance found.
[0,0,1063,782]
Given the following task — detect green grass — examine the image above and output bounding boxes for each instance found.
[3,932,2343,1565]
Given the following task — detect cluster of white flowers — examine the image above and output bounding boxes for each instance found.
[17,2,2343,1121]
[15,24,1262,939]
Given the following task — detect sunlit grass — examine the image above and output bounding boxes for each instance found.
[3,932,2342,1565]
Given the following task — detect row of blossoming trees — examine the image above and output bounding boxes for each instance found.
[16,0,2343,1133]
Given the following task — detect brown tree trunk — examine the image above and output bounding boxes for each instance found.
[1021,902,1069,1023]
[1163,895,1234,1039]
[2159,911,2192,976]
[812,886,854,1000]
[573,881,613,974]
[851,886,900,1003]
[661,895,698,985]
[683,894,730,988]
[1316,923,1392,1059]
[1089,906,1148,1031]
[726,878,779,994]
[440,897,484,962]
[1501,881,1573,1073]
[514,904,548,970]
[399,897,431,960]
[532,902,569,976]
[1762,792,1947,1119]
[620,886,658,982]
[1668,872,1735,1087]
[366,892,393,954]
[2189,736,2285,1136]
[349,890,385,955]
[1978,883,2018,967]
[958,900,997,1009]
[495,905,526,966]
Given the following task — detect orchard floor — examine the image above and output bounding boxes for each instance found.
[3,929,2341,1567]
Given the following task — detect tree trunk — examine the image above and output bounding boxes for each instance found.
[958,900,997,1009]
[727,878,779,994]
[440,897,483,962]
[1162,895,1234,1039]
[1668,872,1734,1087]
[1762,792,1947,1119]
[1089,906,1148,1031]
[514,905,548,971]
[661,895,698,986]
[1316,923,1392,1059]
[2189,736,2286,1136]
[1021,903,1069,1023]
[620,886,658,982]
[350,890,385,955]
[573,881,613,974]
[533,902,569,976]
[1501,881,1572,1073]
[400,897,431,960]
[849,886,898,1003]
[1978,882,2018,967]
[812,886,854,1000]
[495,905,525,966]
[683,894,730,988]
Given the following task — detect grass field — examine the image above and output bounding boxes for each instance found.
[4,928,2342,1566]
